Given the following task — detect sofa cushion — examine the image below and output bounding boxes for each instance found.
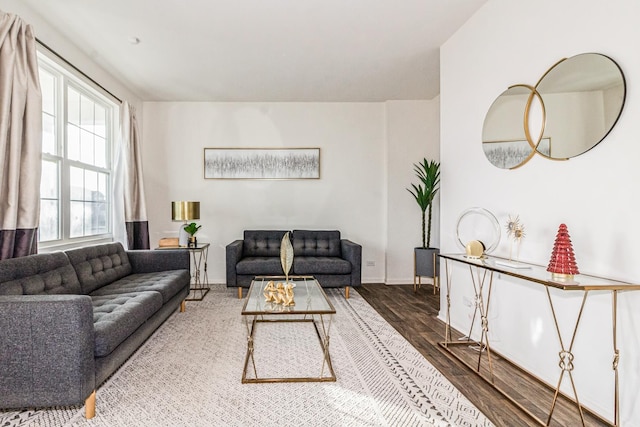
[243,230,289,257]
[292,230,341,257]
[91,291,163,357]
[90,270,190,304]
[0,252,81,296]
[236,257,284,275]
[293,257,352,275]
[66,243,133,294]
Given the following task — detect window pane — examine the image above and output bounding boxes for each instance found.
[98,172,107,198]
[70,201,84,238]
[70,166,83,200]
[42,113,56,154]
[80,94,94,132]
[40,69,56,115]
[39,200,59,241]
[94,202,108,234]
[95,137,106,168]
[85,169,97,200]
[68,87,80,125]
[40,160,58,198]
[95,104,106,138]
[67,124,80,161]
[80,129,94,165]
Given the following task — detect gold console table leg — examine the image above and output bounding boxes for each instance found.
[545,289,588,426]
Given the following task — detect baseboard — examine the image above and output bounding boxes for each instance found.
[362,277,386,284]
[384,278,435,286]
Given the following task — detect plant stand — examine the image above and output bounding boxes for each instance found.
[414,247,439,294]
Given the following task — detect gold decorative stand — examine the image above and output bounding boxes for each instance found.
[413,249,439,294]
[439,253,640,427]
[156,243,210,301]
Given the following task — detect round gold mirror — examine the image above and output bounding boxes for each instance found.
[535,53,626,159]
[482,85,546,169]
[482,53,626,169]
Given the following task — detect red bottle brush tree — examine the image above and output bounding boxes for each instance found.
[547,223,580,279]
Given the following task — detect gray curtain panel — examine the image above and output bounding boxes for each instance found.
[0,11,42,260]
[121,101,150,249]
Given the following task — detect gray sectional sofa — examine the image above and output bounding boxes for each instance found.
[0,242,190,418]
[226,229,361,298]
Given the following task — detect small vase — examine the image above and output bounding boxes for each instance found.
[188,236,197,248]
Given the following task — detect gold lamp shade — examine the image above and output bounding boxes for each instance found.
[171,201,200,221]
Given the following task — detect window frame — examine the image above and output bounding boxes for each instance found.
[37,51,119,252]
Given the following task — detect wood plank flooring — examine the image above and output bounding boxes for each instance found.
[356,283,609,427]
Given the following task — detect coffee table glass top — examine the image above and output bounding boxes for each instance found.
[242,276,335,315]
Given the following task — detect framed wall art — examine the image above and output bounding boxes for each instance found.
[204,148,320,179]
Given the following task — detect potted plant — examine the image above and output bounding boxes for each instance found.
[407,158,440,292]
[183,222,202,247]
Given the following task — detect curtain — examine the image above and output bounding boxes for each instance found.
[118,101,150,249]
[0,11,42,260]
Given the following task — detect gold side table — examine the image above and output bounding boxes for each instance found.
[156,243,210,301]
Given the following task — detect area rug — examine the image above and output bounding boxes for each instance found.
[0,286,494,427]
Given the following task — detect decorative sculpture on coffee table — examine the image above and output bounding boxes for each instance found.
[281,232,294,284]
[547,223,580,280]
[262,232,296,309]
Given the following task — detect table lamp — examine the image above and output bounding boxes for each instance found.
[172,201,200,247]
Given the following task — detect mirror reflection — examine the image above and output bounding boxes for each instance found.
[535,53,625,159]
[482,53,626,169]
[482,85,543,169]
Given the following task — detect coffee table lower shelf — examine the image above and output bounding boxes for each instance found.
[242,317,336,384]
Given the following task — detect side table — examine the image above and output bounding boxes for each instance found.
[156,243,210,301]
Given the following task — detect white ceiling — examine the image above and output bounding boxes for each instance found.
[21,0,486,102]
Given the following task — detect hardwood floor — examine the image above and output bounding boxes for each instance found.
[356,283,609,427]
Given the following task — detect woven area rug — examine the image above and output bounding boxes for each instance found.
[1,286,493,427]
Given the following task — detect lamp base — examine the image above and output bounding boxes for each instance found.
[178,225,189,247]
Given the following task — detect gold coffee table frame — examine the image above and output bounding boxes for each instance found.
[241,276,336,383]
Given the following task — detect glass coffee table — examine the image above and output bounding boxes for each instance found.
[241,275,336,383]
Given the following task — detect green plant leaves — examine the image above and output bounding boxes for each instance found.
[183,222,201,236]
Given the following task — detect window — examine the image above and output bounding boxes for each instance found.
[38,53,117,248]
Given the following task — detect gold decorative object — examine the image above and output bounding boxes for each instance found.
[282,283,295,306]
[280,232,294,284]
[465,240,485,259]
[505,214,525,261]
[263,280,295,307]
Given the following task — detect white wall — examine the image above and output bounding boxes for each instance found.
[385,99,440,284]
[142,102,392,283]
[441,0,640,423]
[143,101,439,285]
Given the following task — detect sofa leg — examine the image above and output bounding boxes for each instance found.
[85,390,96,419]
[345,286,350,299]
[238,287,243,299]
[180,300,186,312]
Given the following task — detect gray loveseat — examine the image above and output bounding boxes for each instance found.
[0,242,190,418]
[226,229,361,298]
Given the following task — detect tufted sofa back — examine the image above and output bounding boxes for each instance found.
[292,230,341,257]
[243,230,289,257]
[66,242,132,294]
[0,252,82,295]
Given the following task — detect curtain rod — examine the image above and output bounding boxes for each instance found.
[36,38,122,104]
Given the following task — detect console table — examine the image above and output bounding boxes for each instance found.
[439,253,640,427]
[156,243,210,301]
